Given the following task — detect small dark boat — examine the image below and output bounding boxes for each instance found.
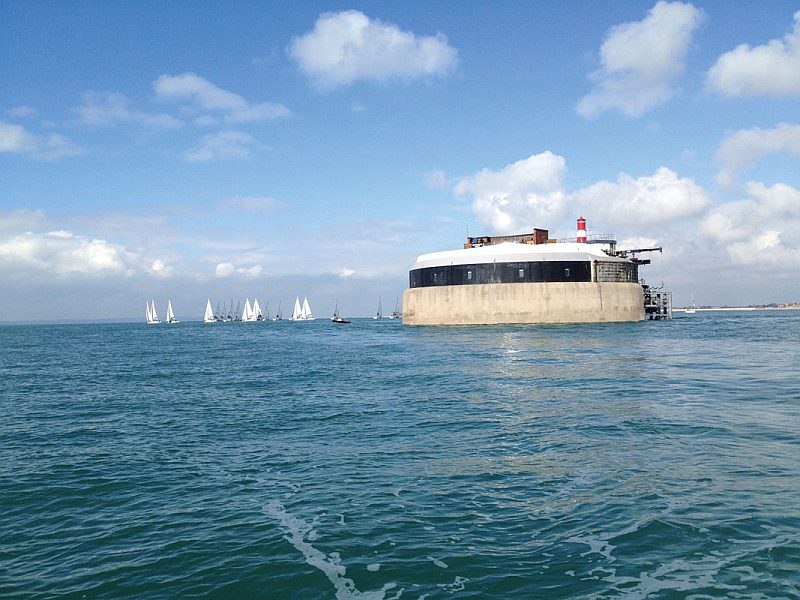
[331,301,351,324]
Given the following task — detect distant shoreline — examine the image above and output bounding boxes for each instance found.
[674,305,800,312]
[3,305,800,325]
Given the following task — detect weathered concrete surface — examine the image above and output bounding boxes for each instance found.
[402,282,644,325]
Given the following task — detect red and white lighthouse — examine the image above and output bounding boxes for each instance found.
[576,216,587,244]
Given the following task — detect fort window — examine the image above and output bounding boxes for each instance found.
[409,260,594,288]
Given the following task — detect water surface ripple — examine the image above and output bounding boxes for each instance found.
[1,312,799,598]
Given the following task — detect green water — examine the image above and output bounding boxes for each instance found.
[1,313,798,598]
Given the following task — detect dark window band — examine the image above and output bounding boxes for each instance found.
[409,260,637,288]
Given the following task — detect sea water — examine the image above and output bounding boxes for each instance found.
[1,311,798,598]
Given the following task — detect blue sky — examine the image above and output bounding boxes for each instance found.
[2,1,800,321]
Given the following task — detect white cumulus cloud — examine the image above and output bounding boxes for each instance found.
[454,152,568,234]
[288,10,458,90]
[184,130,257,162]
[572,166,710,227]
[239,265,263,278]
[0,120,33,152]
[706,10,800,97]
[0,230,130,275]
[150,259,173,278]
[700,181,800,267]
[154,73,290,123]
[0,119,83,160]
[715,123,800,187]
[76,91,182,128]
[213,261,263,278]
[577,1,703,118]
[214,262,236,277]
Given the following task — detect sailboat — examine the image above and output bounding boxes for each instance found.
[388,297,402,319]
[146,299,160,324]
[290,296,315,321]
[221,300,232,322]
[166,299,180,324]
[374,297,382,319]
[242,298,256,322]
[331,300,351,324]
[273,301,282,321]
[204,299,217,323]
[302,297,315,320]
[686,293,697,314]
[253,298,263,321]
[290,297,302,321]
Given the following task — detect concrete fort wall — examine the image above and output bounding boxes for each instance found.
[402,282,644,325]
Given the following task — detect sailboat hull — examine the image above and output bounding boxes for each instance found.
[290,297,315,321]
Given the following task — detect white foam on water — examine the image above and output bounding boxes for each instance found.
[265,500,400,599]
[437,576,468,593]
[566,533,616,561]
[567,519,651,563]
[569,519,793,597]
[367,563,380,572]
[427,556,448,569]
[599,555,749,598]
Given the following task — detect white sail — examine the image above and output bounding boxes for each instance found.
[290,296,303,321]
[204,299,216,323]
[289,296,315,321]
[253,298,263,321]
[302,297,315,320]
[166,299,179,323]
[147,299,160,324]
[242,298,254,322]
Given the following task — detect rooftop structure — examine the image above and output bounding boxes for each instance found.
[403,217,669,325]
